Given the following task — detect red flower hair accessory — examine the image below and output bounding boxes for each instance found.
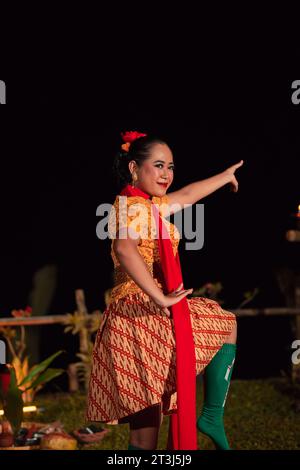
[120,130,147,152]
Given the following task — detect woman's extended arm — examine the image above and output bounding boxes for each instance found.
[114,230,192,315]
[167,160,244,211]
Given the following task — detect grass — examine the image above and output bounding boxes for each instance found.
[27,377,300,450]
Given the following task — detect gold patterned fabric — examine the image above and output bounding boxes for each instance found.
[86,194,236,425]
[107,195,179,304]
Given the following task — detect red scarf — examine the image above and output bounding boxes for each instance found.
[119,184,197,450]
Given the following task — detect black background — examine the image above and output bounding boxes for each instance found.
[1,33,300,383]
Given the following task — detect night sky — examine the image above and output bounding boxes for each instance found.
[1,71,299,379]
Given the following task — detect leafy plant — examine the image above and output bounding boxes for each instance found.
[17,350,65,395]
[0,306,65,403]
[191,282,224,303]
[0,351,64,436]
[236,288,260,308]
[191,282,260,308]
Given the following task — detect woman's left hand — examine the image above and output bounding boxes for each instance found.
[224,160,244,192]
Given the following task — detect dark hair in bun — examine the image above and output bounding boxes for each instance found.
[112,135,167,188]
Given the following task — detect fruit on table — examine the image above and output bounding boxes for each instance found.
[40,432,77,450]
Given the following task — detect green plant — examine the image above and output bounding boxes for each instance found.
[191,282,224,303]
[236,288,260,308]
[0,351,64,436]
[191,282,259,308]
[0,306,65,403]
[0,366,23,436]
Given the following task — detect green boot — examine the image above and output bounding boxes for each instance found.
[197,343,236,450]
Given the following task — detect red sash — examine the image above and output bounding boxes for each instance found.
[119,184,197,450]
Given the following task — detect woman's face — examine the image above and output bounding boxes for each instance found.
[130,143,175,197]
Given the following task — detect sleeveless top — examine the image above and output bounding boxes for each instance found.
[107,194,180,304]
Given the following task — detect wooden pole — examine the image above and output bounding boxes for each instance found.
[67,363,80,392]
[232,308,300,317]
[1,309,300,327]
[0,315,69,326]
[75,289,89,356]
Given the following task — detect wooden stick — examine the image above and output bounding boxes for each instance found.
[0,315,69,326]
[68,363,79,392]
[75,289,89,355]
[232,308,300,317]
[75,289,87,315]
[1,308,300,326]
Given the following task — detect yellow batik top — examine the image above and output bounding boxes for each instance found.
[107,194,180,304]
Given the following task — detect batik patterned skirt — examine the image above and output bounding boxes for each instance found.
[86,291,236,424]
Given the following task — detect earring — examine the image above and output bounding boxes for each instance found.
[131,172,138,187]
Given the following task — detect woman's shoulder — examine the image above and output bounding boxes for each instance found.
[112,194,169,204]
[111,196,150,219]
[151,194,169,206]
[111,194,170,217]
[151,194,170,217]
[109,195,151,223]
[113,195,150,205]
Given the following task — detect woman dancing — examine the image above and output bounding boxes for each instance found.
[86,131,243,450]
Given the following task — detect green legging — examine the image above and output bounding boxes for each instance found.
[197,342,236,450]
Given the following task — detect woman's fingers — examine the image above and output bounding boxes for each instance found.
[228,160,244,174]
[173,282,183,293]
[162,288,193,316]
[174,288,193,301]
[229,174,239,192]
[163,307,171,317]
[170,283,184,296]
[234,160,244,171]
